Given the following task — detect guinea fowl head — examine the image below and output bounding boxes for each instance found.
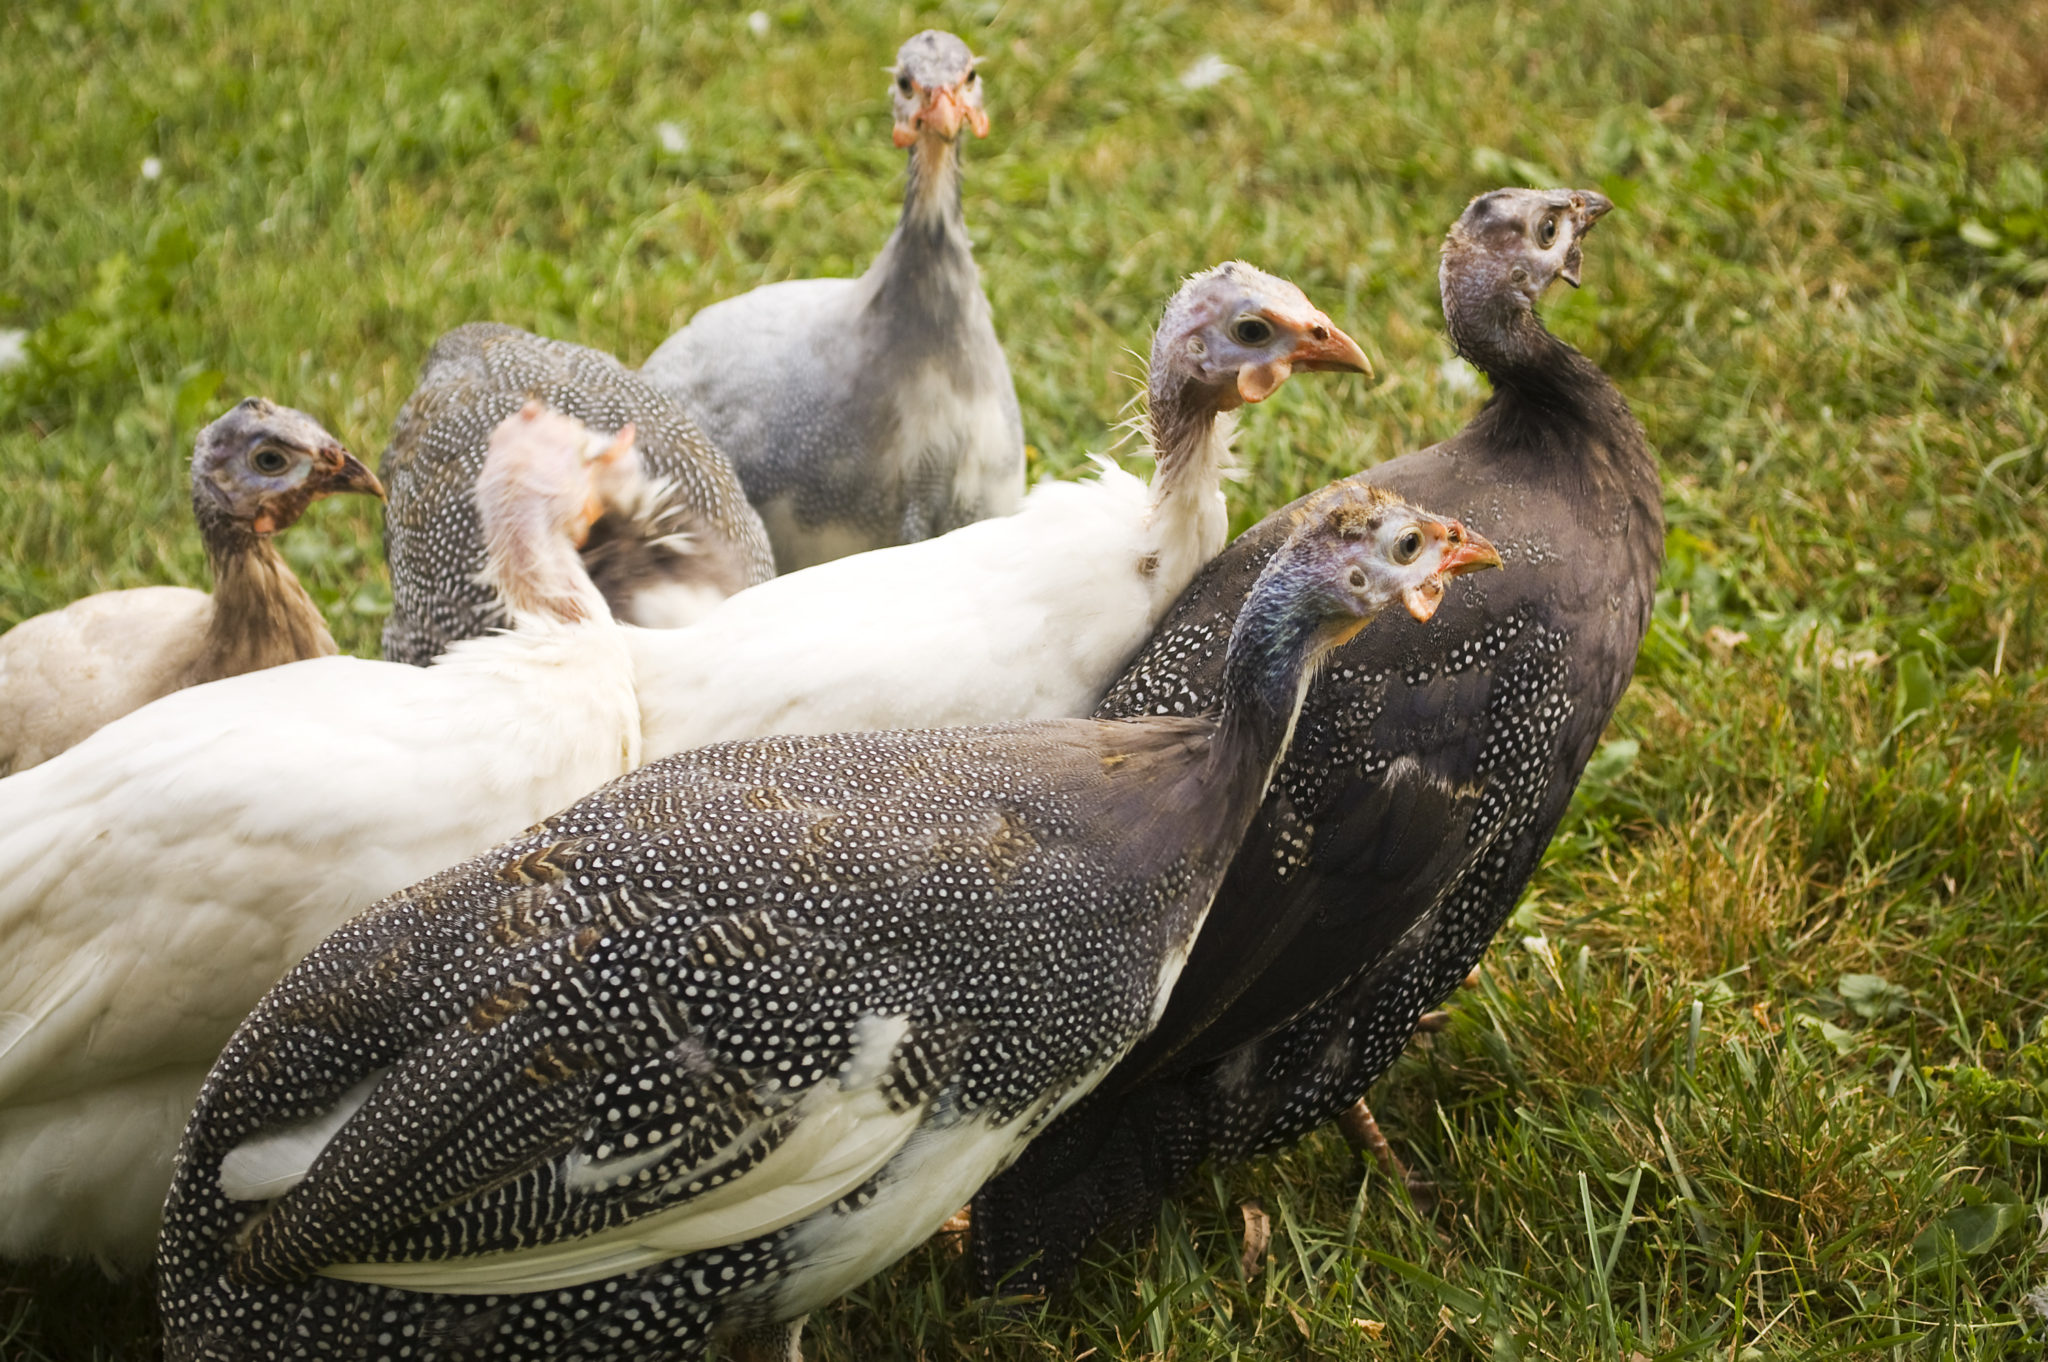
[1150,262,1371,423]
[475,401,640,625]
[1439,188,1612,374]
[1222,482,1500,753]
[889,30,988,147]
[189,397,382,542]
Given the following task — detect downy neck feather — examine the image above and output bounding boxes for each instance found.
[1140,371,1238,590]
[187,510,337,686]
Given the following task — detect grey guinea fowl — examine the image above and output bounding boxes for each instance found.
[0,398,382,774]
[379,324,775,665]
[971,188,1666,1292]
[640,30,1023,573]
[157,484,1501,1362]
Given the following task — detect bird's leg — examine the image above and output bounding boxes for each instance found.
[1337,1100,1438,1213]
[725,1318,805,1362]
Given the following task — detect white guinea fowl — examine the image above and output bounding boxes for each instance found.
[630,261,1371,762]
[0,402,644,1272]
[641,30,1024,573]
[0,398,383,775]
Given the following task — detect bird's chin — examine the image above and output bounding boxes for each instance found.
[1402,580,1445,622]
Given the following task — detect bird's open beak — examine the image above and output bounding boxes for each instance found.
[1236,315,1373,403]
[1558,190,1614,289]
[898,83,985,145]
[1401,522,1502,622]
[315,446,386,501]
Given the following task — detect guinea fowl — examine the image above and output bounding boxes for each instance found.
[0,403,645,1271]
[157,485,1500,1362]
[641,29,1023,573]
[0,398,382,774]
[971,187,1665,1292]
[380,324,775,665]
[629,261,1370,760]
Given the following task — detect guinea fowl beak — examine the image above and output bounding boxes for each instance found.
[315,446,387,501]
[1558,191,1615,289]
[1401,521,1502,622]
[1236,317,1372,403]
[920,85,969,140]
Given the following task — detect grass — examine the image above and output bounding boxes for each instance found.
[3,0,2045,1356]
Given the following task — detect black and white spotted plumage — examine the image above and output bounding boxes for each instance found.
[158,486,1491,1360]
[380,324,775,665]
[971,188,1666,1292]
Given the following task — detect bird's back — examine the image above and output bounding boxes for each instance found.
[972,381,1663,1289]
[160,715,1239,1356]
[0,585,214,774]
[380,323,774,664]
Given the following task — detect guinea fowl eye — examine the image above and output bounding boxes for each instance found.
[897,74,913,94]
[1227,316,1274,346]
[1537,213,1560,248]
[1392,527,1425,564]
[251,447,291,475]
[964,68,978,84]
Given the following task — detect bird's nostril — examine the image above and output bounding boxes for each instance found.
[1311,325,1328,341]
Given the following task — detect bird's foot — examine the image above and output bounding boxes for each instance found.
[1337,1099,1439,1213]
[935,1204,972,1256]
[724,1317,805,1362]
[1414,1009,1452,1033]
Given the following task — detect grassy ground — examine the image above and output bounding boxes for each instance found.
[3,0,2045,1356]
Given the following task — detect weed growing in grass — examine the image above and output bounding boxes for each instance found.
[3,0,2045,1356]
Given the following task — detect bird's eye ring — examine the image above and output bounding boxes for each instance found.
[1392,527,1425,564]
[252,447,292,475]
[964,68,978,85]
[897,74,913,94]
[1537,213,1560,247]
[1228,316,1274,346]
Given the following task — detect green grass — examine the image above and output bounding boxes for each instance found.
[3,0,2046,1356]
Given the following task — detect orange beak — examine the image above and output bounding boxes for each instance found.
[1236,314,1373,404]
[1401,521,1501,622]
[894,82,987,146]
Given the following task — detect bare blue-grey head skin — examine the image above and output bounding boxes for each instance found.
[1145,261,1372,478]
[971,188,1665,1294]
[640,29,1024,574]
[190,397,382,558]
[377,324,777,665]
[156,487,1494,1362]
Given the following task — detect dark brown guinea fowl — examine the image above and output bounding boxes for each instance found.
[971,187,1664,1292]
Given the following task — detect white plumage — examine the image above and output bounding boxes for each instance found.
[632,262,1372,761]
[0,403,643,1271]
[0,398,383,774]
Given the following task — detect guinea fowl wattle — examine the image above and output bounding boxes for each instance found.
[379,324,774,665]
[641,29,1024,573]
[156,486,1499,1362]
[0,398,383,774]
[971,187,1665,1292]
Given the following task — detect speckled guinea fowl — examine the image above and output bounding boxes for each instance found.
[380,323,775,665]
[157,486,1499,1362]
[628,261,1369,761]
[641,30,1023,573]
[0,404,643,1271]
[971,187,1665,1292]
[0,398,382,774]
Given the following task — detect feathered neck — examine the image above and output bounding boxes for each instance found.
[188,507,336,684]
[480,505,610,629]
[1210,554,1340,798]
[1440,262,1610,415]
[863,134,978,322]
[1137,369,1237,581]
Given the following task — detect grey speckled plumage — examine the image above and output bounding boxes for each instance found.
[157,486,1493,1362]
[380,324,775,665]
[971,188,1666,1292]
[641,30,1023,573]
